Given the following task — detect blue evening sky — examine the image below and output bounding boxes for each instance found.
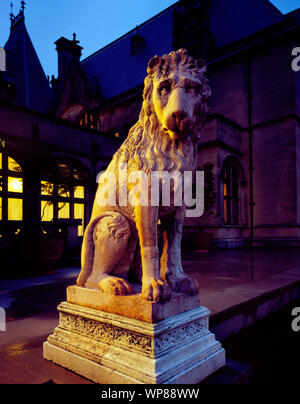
[0,0,299,78]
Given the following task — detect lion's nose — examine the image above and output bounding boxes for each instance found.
[171,110,187,126]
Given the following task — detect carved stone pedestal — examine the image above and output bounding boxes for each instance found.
[43,286,225,384]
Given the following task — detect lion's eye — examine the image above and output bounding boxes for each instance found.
[159,83,171,96]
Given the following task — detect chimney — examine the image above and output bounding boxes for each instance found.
[55,33,83,79]
[0,47,6,71]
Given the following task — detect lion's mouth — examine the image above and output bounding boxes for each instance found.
[163,126,190,141]
[163,115,193,139]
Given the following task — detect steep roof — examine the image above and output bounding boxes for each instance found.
[4,10,53,114]
[81,6,174,100]
[81,0,285,102]
[209,0,283,48]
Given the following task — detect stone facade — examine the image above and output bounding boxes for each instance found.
[1,0,300,253]
[75,1,300,248]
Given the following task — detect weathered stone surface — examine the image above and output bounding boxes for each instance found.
[43,303,225,384]
[77,49,211,302]
[43,50,225,384]
[67,285,201,323]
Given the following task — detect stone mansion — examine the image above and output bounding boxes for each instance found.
[1,0,300,252]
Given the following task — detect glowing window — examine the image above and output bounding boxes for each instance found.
[74,203,85,236]
[79,110,98,130]
[74,185,85,199]
[41,201,54,222]
[8,157,22,172]
[8,198,23,221]
[58,202,70,219]
[41,181,54,196]
[8,177,23,193]
[0,152,23,222]
[40,163,86,236]
[58,185,70,198]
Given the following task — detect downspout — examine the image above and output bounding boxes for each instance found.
[247,56,254,249]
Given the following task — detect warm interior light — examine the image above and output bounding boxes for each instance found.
[74,185,85,199]
[8,157,22,172]
[8,177,23,193]
[8,198,22,220]
[58,185,70,198]
[74,203,84,236]
[58,202,70,219]
[41,201,54,221]
[224,183,227,197]
[41,181,54,196]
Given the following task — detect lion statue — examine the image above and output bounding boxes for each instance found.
[77,49,211,302]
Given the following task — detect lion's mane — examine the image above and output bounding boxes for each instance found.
[113,49,211,175]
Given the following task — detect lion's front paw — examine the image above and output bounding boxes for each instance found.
[142,278,172,302]
[167,273,199,296]
[99,276,133,296]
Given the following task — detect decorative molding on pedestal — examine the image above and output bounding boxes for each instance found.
[43,301,225,384]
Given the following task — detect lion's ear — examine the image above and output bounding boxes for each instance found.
[147,55,162,75]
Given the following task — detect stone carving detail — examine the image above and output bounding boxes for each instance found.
[59,311,152,355]
[77,48,211,303]
[154,317,208,353]
[55,307,209,358]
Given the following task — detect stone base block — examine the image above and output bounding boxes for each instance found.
[66,285,202,323]
[43,302,225,384]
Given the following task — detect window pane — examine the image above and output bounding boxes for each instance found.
[41,181,54,196]
[0,197,2,220]
[58,185,70,198]
[58,202,70,219]
[0,153,2,169]
[223,183,227,197]
[8,177,23,193]
[232,199,239,225]
[74,185,85,199]
[41,200,54,221]
[8,198,23,220]
[74,203,85,236]
[224,199,228,224]
[8,157,22,172]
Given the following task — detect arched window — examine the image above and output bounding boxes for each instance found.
[0,150,23,221]
[40,161,87,236]
[79,110,99,130]
[221,157,244,225]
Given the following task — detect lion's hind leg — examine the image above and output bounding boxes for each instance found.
[85,212,132,295]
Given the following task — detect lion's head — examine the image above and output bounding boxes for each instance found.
[117,49,211,174]
[144,48,211,141]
